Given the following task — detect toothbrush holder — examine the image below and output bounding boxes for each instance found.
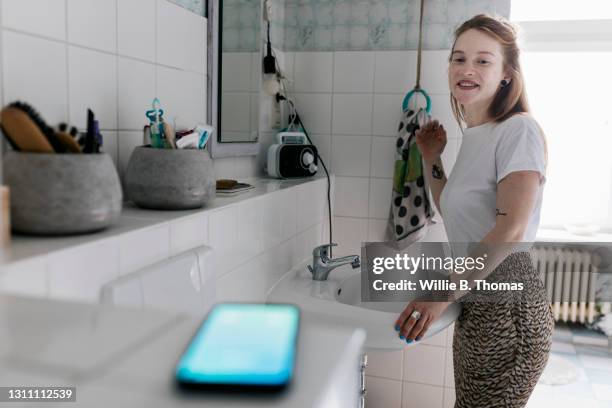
[124,146,216,210]
[2,151,122,235]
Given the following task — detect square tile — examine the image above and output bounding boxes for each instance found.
[156,66,206,126]
[369,177,393,219]
[366,349,403,380]
[68,46,117,129]
[118,57,156,130]
[0,258,47,297]
[2,31,68,125]
[101,131,118,166]
[293,52,333,92]
[333,51,375,92]
[373,94,404,136]
[420,51,452,95]
[156,0,207,73]
[401,382,444,408]
[403,344,446,386]
[334,176,369,217]
[117,0,156,62]
[371,136,397,178]
[374,51,417,93]
[67,0,117,52]
[332,93,373,135]
[118,224,171,275]
[331,135,371,177]
[368,218,388,242]
[169,213,208,255]
[47,238,120,303]
[333,216,368,257]
[365,376,402,408]
[292,93,332,134]
[2,0,66,40]
[443,387,456,408]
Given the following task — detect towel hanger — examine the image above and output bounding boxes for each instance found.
[402,0,431,114]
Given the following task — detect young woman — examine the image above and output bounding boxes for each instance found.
[394,14,554,407]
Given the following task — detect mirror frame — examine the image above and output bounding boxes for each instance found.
[207,0,261,159]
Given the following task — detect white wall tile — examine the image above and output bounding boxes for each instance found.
[2,0,66,41]
[156,0,206,73]
[67,0,117,53]
[334,176,369,217]
[296,180,326,231]
[366,350,403,380]
[331,135,371,177]
[332,93,373,135]
[403,344,446,386]
[443,387,456,408]
[309,133,331,165]
[369,177,393,219]
[118,224,171,275]
[261,192,283,251]
[117,0,156,62]
[118,57,156,130]
[333,216,368,256]
[235,197,263,259]
[170,213,208,255]
[402,382,444,408]
[373,94,404,136]
[0,258,47,297]
[68,46,117,129]
[291,93,332,134]
[208,206,239,277]
[280,188,298,240]
[365,376,402,408]
[371,136,396,178]
[368,218,388,242]
[333,51,375,92]
[420,327,447,347]
[3,31,68,124]
[215,257,268,303]
[374,51,417,93]
[102,131,118,166]
[294,222,324,264]
[420,51,452,95]
[293,52,333,92]
[212,157,237,179]
[118,131,142,177]
[47,239,119,302]
[444,344,454,388]
[156,66,206,126]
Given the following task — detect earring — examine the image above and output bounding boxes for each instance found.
[501,79,509,87]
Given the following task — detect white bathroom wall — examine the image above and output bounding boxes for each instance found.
[0,0,261,182]
[279,50,460,258]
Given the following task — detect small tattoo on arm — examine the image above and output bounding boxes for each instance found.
[496,208,507,216]
[432,164,444,180]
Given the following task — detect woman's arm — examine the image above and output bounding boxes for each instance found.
[422,157,447,217]
[397,170,542,341]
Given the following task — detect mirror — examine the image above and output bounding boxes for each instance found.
[218,0,261,144]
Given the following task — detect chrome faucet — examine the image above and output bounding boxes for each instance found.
[307,243,360,281]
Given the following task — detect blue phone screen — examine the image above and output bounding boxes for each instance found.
[176,303,300,387]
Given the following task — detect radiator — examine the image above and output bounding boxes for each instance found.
[529,245,601,324]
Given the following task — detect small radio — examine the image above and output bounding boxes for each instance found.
[267,131,318,179]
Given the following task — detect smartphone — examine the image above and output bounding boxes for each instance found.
[175,303,300,392]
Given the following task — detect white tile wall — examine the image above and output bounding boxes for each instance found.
[0,0,251,182]
[275,49,463,406]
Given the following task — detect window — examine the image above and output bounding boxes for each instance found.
[511,2,612,229]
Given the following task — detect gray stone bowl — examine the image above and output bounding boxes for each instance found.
[3,152,122,235]
[124,146,216,210]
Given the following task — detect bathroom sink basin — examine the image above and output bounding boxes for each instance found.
[267,262,462,350]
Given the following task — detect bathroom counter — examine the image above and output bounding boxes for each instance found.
[0,175,328,268]
[0,294,365,408]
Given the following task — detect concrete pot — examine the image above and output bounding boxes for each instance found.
[125,146,216,210]
[3,152,122,235]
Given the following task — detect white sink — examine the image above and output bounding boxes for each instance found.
[267,262,462,350]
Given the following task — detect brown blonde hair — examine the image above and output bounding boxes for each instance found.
[450,14,528,125]
[450,14,548,168]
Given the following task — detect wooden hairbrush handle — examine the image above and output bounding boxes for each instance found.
[0,107,54,153]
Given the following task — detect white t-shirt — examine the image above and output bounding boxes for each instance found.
[440,114,546,255]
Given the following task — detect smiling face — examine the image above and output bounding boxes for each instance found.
[448,28,509,119]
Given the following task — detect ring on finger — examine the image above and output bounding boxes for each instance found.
[410,310,422,320]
